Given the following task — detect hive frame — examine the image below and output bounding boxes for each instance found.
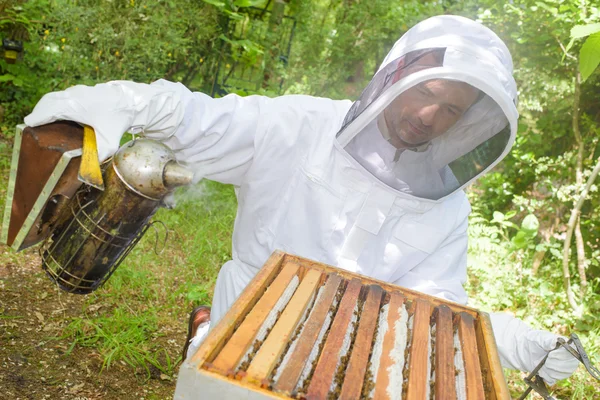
[175,251,509,400]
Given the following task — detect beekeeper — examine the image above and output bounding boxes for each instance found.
[25,15,578,386]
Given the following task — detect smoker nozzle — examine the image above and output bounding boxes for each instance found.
[163,161,194,189]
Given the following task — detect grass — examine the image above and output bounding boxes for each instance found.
[62,307,162,371]
[54,180,238,378]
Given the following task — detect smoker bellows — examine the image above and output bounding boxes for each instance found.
[175,251,509,399]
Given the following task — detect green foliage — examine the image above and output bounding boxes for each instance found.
[488,210,540,251]
[571,23,600,39]
[566,23,600,81]
[0,0,221,134]
[467,212,600,398]
[283,0,446,99]
[218,34,265,66]
[469,0,600,311]
[579,32,600,81]
[492,210,519,231]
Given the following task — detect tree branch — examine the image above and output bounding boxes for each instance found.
[556,36,577,61]
[570,71,588,295]
[574,216,587,294]
[562,155,600,313]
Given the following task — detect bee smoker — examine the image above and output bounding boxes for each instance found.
[2,122,193,294]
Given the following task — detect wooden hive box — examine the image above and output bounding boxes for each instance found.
[175,251,509,400]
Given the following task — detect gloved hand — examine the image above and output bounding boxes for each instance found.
[490,312,579,385]
[24,80,184,161]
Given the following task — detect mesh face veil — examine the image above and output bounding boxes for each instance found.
[336,28,518,201]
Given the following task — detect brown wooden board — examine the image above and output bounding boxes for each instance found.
[475,313,511,400]
[244,269,323,384]
[457,312,485,400]
[273,273,343,395]
[209,260,300,374]
[406,299,432,400]
[434,305,456,400]
[339,285,383,399]
[284,254,479,318]
[373,292,406,400]
[305,278,362,400]
[194,252,286,367]
[197,368,287,399]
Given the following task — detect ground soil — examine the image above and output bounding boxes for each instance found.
[0,249,179,400]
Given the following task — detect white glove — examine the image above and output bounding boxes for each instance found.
[24,80,185,161]
[490,312,579,385]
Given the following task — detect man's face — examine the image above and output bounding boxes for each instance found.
[383,79,480,149]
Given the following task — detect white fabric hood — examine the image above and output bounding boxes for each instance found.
[337,15,519,202]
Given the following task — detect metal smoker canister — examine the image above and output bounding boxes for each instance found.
[41,138,193,294]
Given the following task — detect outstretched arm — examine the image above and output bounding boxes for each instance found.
[24,79,273,186]
[393,208,578,385]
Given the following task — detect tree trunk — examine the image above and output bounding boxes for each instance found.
[562,155,600,313]
[574,216,587,295]
[262,0,288,89]
[319,0,334,33]
[571,71,588,295]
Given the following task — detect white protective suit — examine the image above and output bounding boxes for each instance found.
[25,15,578,387]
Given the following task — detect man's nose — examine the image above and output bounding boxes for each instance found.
[417,103,439,126]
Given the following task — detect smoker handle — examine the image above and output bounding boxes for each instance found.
[78,125,105,190]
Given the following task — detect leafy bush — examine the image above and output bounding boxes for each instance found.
[0,0,221,134]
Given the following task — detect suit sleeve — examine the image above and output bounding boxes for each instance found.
[25,78,352,186]
[148,80,272,186]
[25,78,277,187]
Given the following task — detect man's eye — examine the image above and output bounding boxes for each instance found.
[447,107,458,116]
